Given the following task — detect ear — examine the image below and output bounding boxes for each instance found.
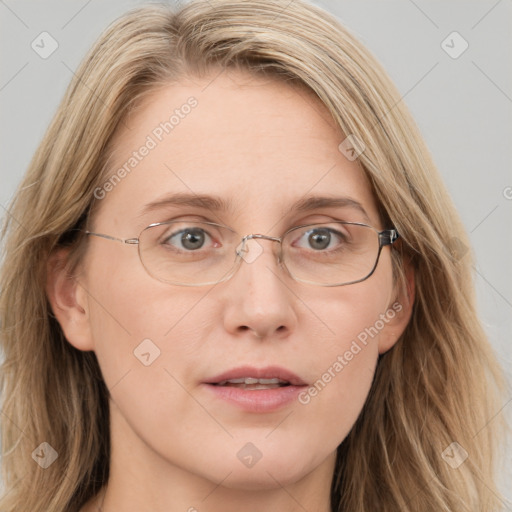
[46,248,94,351]
[377,258,415,355]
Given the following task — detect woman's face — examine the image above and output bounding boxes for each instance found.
[55,69,411,494]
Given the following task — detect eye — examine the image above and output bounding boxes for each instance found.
[293,226,348,252]
[162,226,217,252]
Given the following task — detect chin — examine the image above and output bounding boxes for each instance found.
[217,463,310,491]
[200,446,320,491]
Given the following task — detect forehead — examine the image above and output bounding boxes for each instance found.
[93,69,380,232]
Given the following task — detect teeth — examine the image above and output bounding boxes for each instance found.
[258,378,281,384]
[220,378,245,384]
[217,377,288,386]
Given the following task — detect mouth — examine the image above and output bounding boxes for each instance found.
[214,377,291,390]
[205,365,307,388]
[203,366,308,412]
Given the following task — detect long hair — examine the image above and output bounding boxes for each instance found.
[0,1,508,510]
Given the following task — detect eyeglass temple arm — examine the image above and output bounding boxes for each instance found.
[379,229,399,247]
[84,231,139,245]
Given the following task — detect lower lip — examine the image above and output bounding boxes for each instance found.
[202,384,306,413]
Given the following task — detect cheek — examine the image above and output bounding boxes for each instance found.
[311,256,394,358]
[295,260,394,436]
[296,334,378,437]
[85,261,224,471]
[84,245,204,387]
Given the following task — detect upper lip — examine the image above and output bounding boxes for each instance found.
[205,365,308,386]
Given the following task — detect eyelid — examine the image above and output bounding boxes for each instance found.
[153,214,363,235]
[157,213,213,224]
[161,223,216,238]
[295,214,362,225]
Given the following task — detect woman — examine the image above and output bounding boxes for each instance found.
[0,0,508,510]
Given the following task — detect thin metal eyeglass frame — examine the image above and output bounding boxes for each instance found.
[83,220,400,287]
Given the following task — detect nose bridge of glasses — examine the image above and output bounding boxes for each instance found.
[245,233,281,243]
[236,233,282,262]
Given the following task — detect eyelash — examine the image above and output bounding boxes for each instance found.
[160,223,350,254]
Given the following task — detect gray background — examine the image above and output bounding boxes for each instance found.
[1,0,511,507]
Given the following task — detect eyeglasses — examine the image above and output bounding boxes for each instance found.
[84,220,399,287]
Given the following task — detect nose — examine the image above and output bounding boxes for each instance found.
[221,235,297,340]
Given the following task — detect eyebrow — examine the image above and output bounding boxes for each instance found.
[138,192,370,222]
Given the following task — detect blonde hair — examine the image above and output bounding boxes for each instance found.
[0,0,508,510]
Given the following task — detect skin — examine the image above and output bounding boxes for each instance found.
[47,67,414,512]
